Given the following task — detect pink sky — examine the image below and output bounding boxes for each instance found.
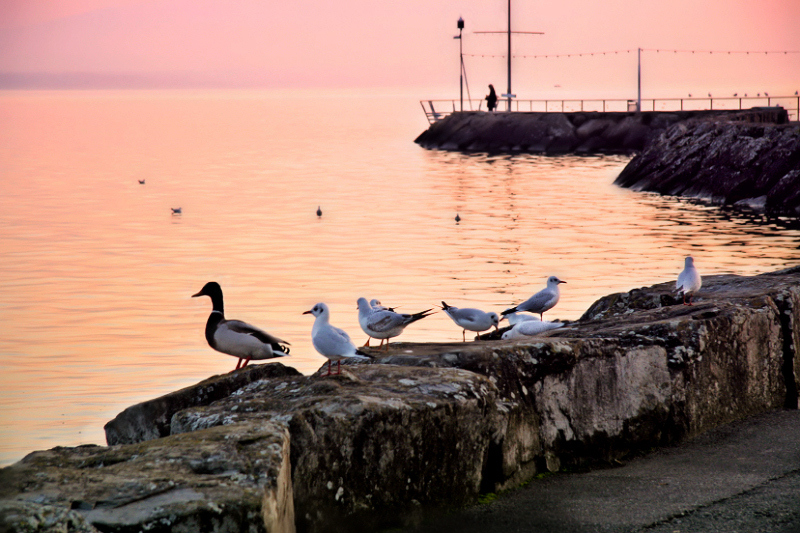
[1,0,799,96]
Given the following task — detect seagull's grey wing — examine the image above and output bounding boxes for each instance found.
[518,289,556,313]
[455,308,484,326]
[314,324,355,356]
[367,311,405,333]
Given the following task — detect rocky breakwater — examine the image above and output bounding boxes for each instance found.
[615,111,800,216]
[414,108,788,154]
[3,268,800,533]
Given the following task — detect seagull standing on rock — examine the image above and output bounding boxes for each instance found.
[676,256,702,305]
[356,297,434,349]
[440,301,499,341]
[192,282,290,371]
[304,302,370,376]
[501,276,566,320]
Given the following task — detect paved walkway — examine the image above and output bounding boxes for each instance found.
[405,410,800,533]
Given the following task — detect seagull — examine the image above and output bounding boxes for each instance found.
[676,256,702,305]
[455,213,461,223]
[356,297,434,349]
[502,319,565,340]
[370,299,398,312]
[138,179,145,185]
[503,311,540,325]
[171,207,182,215]
[440,301,499,341]
[304,302,369,375]
[192,282,290,371]
[501,276,566,320]
[316,206,322,217]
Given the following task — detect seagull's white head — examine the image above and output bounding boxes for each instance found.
[303,302,329,319]
[547,276,566,287]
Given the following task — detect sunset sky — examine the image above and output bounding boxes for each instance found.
[1,0,799,97]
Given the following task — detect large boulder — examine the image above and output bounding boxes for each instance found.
[615,117,800,215]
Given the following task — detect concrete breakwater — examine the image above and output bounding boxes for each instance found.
[414,108,788,154]
[615,116,800,216]
[2,268,800,533]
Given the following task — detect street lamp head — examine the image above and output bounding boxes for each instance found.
[457,17,464,30]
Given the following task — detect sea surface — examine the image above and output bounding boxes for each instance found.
[1,89,799,467]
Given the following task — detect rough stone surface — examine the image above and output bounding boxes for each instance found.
[1,420,294,533]
[615,117,800,216]
[105,363,301,445]
[2,268,800,533]
[414,108,788,154]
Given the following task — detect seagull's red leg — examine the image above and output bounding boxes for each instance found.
[234,358,243,370]
[336,360,341,375]
[242,357,252,368]
[362,338,371,347]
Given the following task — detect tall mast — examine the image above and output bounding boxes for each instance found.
[507,0,512,111]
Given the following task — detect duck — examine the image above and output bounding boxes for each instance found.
[192,282,290,371]
[356,297,434,349]
[676,256,702,305]
[171,207,182,215]
[304,302,369,375]
[501,276,566,320]
[440,301,499,341]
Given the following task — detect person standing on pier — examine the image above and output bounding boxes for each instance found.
[486,84,497,112]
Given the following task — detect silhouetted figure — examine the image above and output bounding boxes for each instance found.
[316,206,322,217]
[486,84,498,112]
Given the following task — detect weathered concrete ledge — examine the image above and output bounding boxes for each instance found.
[2,268,800,533]
[414,108,789,154]
[615,117,800,216]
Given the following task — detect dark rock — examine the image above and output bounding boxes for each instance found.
[615,116,800,216]
[414,109,787,155]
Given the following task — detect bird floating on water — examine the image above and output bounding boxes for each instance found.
[356,297,434,349]
[316,206,322,217]
[676,256,702,305]
[304,302,370,376]
[455,213,461,223]
[138,179,145,185]
[192,282,290,371]
[440,301,499,342]
[171,207,182,215]
[501,276,566,320]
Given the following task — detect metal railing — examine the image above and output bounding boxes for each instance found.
[421,95,800,124]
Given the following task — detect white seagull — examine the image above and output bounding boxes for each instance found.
[440,301,499,341]
[356,297,434,349]
[676,256,702,305]
[501,276,566,320]
[503,311,539,325]
[304,302,370,376]
[502,320,565,340]
[192,282,290,371]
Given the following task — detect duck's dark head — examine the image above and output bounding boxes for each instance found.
[192,281,224,313]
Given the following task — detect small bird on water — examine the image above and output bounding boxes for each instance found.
[455,213,461,223]
[192,282,290,371]
[676,256,702,305]
[138,179,145,185]
[171,207,182,215]
[501,276,566,320]
[316,206,322,217]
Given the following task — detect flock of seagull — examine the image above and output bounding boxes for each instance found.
[192,256,702,376]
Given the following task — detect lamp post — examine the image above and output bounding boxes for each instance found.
[455,17,465,112]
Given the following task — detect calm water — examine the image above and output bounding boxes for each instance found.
[1,89,799,466]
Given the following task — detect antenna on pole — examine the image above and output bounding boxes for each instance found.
[475,0,543,111]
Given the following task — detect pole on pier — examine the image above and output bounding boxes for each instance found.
[637,47,642,112]
[456,17,464,112]
[507,0,512,111]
